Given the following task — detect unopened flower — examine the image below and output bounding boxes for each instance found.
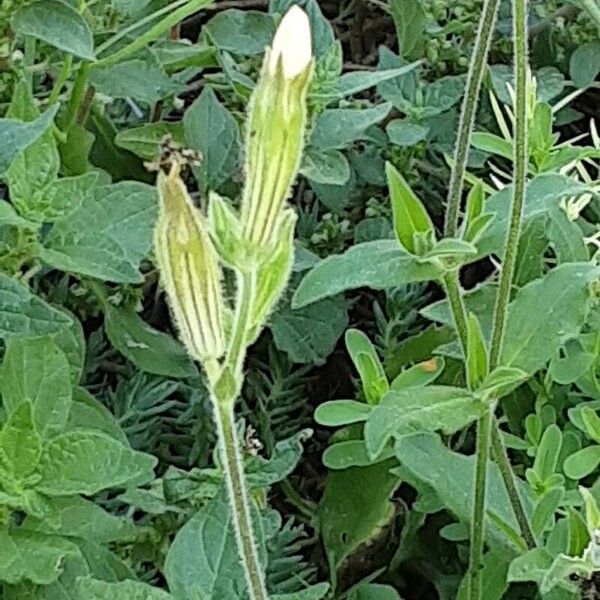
[240,6,313,252]
[268,5,312,79]
[154,164,225,362]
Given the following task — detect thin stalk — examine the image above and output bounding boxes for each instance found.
[489,0,529,370]
[47,54,73,105]
[444,0,501,237]
[96,0,190,55]
[212,399,269,600]
[211,268,269,600]
[23,37,36,90]
[443,271,536,552]
[95,0,213,67]
[62,63,90,133]
[468,409,493,600]
[490,425,536,548]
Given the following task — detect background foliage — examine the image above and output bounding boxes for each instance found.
[2,0,600,598]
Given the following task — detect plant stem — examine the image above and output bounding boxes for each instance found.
[468,408,493,600]
[490,425,536,548]
[213,398,269,600]
[443,271,536,552]
[95,0,213,67]
[62,63,90,133]
[47,55,73,105]
[489,0,529,370]
[211,268,269,600]
[444,0,501,237]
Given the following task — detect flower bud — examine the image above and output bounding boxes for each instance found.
[240,6,313,251]
[269,5,312,80]
[154,165,226,362]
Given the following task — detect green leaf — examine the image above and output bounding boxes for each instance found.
[563,446,600,480]
[114,121,184,160]
[319,461,400,580]
[345,328,388,404]
[76,577,174,599]
[5,84,60,221]
[273,584,330,600]
[41,181,157,283]
[323,440,394,470]
[1,337,72,438]
[331,63,420,98]
[0,402,41,478]
[348,583,405,600]
[456,552,509,600]
[390,356,444,390]
[51,310,86,385]
[104,304,197,379]
[292,241,439,308]
[89,59,183,104]
[184,87,241,195]
[315,400,372,426]
[311,103,392,150]
[541,554,592,594]
[67,388,128,444]
[388,0,427,59]
[386,162,434,254]
[11,0,95,60]
[365,386,485,458]
[501,263,599,373]
[466,312,488,389]
[0,272,71,337]
[395,433,534,551]
[300,148,351,185]
[471,132,513,160]
[23,495,138,544]
[37,431,157,495]
[270,295,348,364]
[569,40,600,88]
[531,486,564,537]
[0,200,37,229]
[164,490,248,599]
[532,424,563,484]
[478,174,594,258]
[204,9,275,55]
[387,119,429,146]
[0,529,79,585]
[0,104,58,175]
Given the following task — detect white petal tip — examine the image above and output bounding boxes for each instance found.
[269,5,312,79]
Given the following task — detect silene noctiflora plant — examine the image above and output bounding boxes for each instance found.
[154,6,313,598]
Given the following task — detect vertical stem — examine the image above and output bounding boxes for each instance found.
[23,36,36,91]
[489,0,529,370]
[62,63,90,133]
[213,398,269,600]
[444,0,502,237]
[468,409,493,600]
[490,425,536,548]
[211,267,269,600]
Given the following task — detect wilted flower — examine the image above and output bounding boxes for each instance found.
[240,5,313,251]
[154,163,225,362]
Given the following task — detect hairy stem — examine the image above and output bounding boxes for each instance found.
[211,268,269,600]
[212,398,269,600]
[443,272,536,551]
[444,0,501,236]
[489,0,529,370]
[490,425,536,548]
